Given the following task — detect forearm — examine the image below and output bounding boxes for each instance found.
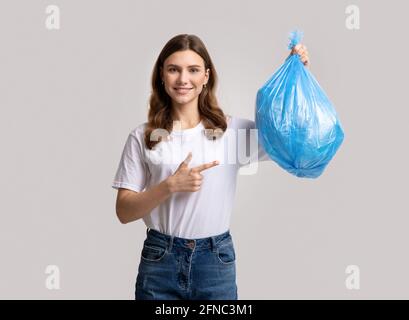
[117,178,173,224]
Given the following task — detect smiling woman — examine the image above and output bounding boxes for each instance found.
[111,33,310,301]
[162,51,208,107]
[145,34,228,149]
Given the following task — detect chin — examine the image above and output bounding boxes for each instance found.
[173,96,197,104]
[176,99,194,105]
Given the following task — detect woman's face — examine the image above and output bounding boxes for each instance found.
[161,50,209,107]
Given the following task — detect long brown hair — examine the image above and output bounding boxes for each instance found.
[144,34,227,150]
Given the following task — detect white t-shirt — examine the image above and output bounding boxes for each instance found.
[112,115,270,238]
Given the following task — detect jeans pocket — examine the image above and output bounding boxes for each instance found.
[216,241,236,265]
[141,244,167,262]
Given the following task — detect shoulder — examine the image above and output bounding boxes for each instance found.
[123,122,148,150]
[129,122,148,138]
[226,115,256,130]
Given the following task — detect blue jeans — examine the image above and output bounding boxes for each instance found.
[135,228,238,300]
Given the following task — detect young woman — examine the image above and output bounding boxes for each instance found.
[112,34,309,300]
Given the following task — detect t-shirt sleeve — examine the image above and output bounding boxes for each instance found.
[112,131,149,193]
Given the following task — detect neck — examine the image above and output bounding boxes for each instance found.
[171,99,201,129]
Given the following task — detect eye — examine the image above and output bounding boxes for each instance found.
[190,68,199,73]
[168,67,177,73]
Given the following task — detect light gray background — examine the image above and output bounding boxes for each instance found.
[1,0,408,299]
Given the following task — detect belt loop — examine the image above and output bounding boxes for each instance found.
[210,236,217,253]
[146,227,150,236]
[168,235,174,252]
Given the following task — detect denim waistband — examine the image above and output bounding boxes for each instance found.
[145,228,232,252]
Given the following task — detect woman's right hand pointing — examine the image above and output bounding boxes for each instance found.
[166,152,219,193]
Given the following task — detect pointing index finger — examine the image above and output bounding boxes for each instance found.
[191,160,219,173]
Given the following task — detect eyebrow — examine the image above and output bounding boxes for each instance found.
[166,64,202,68]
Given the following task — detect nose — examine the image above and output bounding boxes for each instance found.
[177,70,189,85]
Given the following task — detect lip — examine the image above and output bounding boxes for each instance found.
[174,87,193,95]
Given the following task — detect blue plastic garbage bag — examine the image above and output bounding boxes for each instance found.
[255,31,345,178]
